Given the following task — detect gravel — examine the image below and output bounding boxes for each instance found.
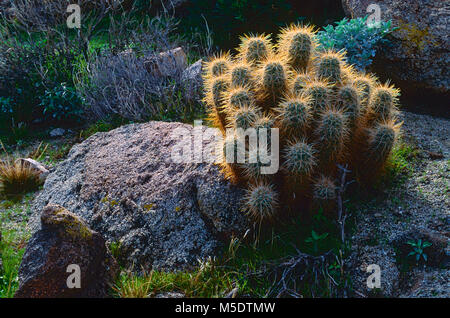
[350,111,449,298]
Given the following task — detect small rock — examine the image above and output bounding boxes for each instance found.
[15,204,118,298]
[14,158,49,182]
[182,59,203,82]
[49,128,66,138]
[144,47,187,77]
[427,151,444,160]
[225,287,239,298]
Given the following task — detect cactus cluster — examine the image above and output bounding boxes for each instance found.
[203,25,402,222]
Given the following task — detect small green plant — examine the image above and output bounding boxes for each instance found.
[109,241,123,261]
[0,142,43,198]
[316,17,394,71]
[407,239,432,264]
[312,207,327,224]
[305,230,329,255]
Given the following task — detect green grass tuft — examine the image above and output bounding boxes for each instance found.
[0,197,32,298]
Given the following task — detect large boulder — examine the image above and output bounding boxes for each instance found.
[29,121,248,270]
[342,0,449,106]
[15,204,118,298]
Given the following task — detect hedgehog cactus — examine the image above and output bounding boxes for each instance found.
[229,105,259,130]
[229,62,254,87]
[313,176,337,201]
[291,72,311,95]
[202,24,402,222]
[353,74,376,111]
[367,120,401,164]
[302,79,331,119]
[204,76,230,132]
[336,84,361,129]
[225,86,255,109]
[244,182,278,221]
[204,52,231,78]
[367,83,400,124]
[316,108,348,166]
[278,25,316,71]
[258,59,289,103]
[238,34,273,66]
[316,51,345,84]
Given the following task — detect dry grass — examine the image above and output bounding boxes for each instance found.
[0,161,42,197]
[0,142,42,198]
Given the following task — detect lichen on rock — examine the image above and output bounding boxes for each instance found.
[41,204,93,241]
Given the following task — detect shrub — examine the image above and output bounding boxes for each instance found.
[316,17,394,71]
[0,31,84,130]
[0,2,109,132]
[0,141,43,197]
[1,2,208,134]
[0,161,42,197]
[7,0,120,29]
[77,14,206,122]
[203,24,402,222]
